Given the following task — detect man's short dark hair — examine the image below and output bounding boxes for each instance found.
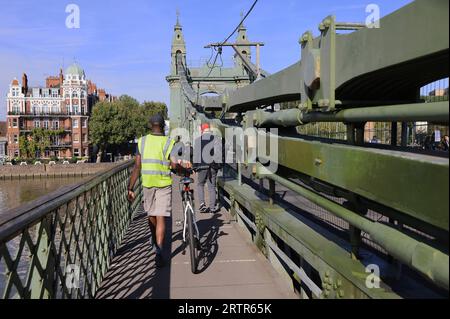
[150,113,165,127]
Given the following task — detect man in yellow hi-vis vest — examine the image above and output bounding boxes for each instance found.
[128,114,188,268]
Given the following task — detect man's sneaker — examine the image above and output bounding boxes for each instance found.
[199,203,209,214]
[210,204,220,214]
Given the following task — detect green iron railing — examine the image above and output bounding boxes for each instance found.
[0,160,142,299]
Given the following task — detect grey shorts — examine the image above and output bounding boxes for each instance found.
[143,186,172,217]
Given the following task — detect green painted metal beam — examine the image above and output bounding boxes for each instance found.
[219,178,402,299]
[247,101,449,127]
[257,166,449,290]
[265,134,448,232]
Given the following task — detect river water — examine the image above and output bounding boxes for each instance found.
[0,176,88,213]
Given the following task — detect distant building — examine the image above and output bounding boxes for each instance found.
[5,63,115,159]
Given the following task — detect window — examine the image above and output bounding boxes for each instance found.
[43,120,49,129]
[53,121,59,129]
[32,88,40,97]
[82,133,87,143]
[12,118,18,128]
[82,118,87,128]
[72,91,78,98]
[13,135,18,144]
[14,150,20,157]
[51,89,59,97]
[73,106,79,114]
[74,148,80,157]
[32,105,39,114]
[42,105,49,114]
[12,103,20,113]
[34,120,40,128]
[73,119,79,128]
[73,133,80,143]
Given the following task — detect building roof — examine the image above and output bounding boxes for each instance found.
[65,63,85,77]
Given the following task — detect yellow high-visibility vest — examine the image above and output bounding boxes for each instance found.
[138,134,175,188]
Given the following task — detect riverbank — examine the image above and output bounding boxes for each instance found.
[0,163,120,180]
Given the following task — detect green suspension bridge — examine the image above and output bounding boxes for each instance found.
[0,0,448,299]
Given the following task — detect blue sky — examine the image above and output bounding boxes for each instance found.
[0,0,413,120]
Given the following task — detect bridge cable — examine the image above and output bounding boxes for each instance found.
[204,0,259,78]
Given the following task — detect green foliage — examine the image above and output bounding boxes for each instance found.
[18,128,65,158]
[89,95,168,153]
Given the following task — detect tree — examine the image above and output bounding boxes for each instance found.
[89,95,168,162]
[18,128,64,158]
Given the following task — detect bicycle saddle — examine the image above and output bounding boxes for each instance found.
[180,177,194,185]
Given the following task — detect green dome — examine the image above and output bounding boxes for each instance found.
[65,63,85,77]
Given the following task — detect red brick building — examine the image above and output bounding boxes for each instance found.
[5,63,114,159]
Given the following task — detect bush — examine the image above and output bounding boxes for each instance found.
[71,157,79,164]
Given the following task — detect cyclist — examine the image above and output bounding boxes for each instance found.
[193,123,222,214]
[128,114,189,268]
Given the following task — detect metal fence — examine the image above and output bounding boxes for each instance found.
[0,160,142,299]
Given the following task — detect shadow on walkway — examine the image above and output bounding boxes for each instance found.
[95,207,172,299]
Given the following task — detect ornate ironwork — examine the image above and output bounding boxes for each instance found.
[0,160,142,299]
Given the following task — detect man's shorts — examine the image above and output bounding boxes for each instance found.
[143,186,172,217]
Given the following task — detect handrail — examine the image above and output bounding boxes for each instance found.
[0,160,134,242]
[0,159,142,299]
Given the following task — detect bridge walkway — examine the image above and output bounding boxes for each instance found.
[95,177,297,299]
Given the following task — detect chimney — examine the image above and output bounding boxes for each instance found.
[59,68,64,95]
[22,73,28,94]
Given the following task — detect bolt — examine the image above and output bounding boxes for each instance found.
[339,290,345,298]
[314,158,323,166]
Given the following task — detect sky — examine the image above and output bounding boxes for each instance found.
[0,0,413,120]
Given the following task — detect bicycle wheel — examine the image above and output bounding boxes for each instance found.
[186,199,198,274]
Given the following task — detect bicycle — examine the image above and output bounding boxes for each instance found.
[178,169,201,274]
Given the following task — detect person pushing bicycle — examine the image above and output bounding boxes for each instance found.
[128,114,190,268]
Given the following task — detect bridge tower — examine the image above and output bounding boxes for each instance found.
[167,12,187,129]
[166,14,255,130]
[234,13,251,66]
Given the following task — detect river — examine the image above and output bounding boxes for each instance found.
[0,176,89,213]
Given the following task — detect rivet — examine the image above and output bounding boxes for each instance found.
[339,290,345,297]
